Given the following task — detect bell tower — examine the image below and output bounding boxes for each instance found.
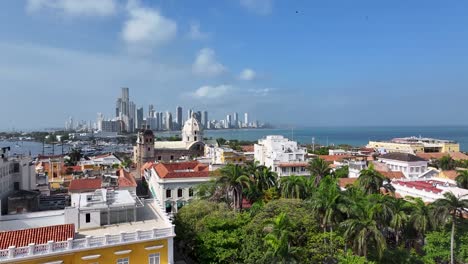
[134,126,155,176]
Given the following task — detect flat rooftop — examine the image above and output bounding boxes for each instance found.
[71,189,137,210]
[0,210,65,231]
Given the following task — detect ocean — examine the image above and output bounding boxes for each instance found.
[2,126,468,157]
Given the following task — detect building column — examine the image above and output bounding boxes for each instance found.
[168,237,174,264]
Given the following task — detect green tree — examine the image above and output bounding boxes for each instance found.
[334,165,349,178]
[389,198,410,245]
[357,165,386,195]
[217,164,251,209]
[279,175,306,199]
[406,196,432,245]
[431,192,468,264]
[439,155,456,170]
[264,212,298,263]
[308,158,331,186]
[455,170,468,189]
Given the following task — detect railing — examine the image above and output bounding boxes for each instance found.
[0,226,175,262]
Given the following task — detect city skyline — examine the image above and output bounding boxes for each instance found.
[2,1,468,130]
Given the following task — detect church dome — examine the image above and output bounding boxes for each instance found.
[182,114,203,143]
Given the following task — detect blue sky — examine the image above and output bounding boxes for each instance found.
[1,0,468,130]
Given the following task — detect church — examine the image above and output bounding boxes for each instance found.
[134,114,205,174]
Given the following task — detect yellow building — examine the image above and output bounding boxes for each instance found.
[0,189,175,264]
[368,136,460,154]
[221,149,246,164]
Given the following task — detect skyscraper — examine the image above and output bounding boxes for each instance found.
[187,109,193,121]
[226,114,232,129]
[176,106,183,129]
[128,101,136,133]
[165,111,173,131]
[244,113,249,127]
[158,112,163,130]
[148,104,155,118]
[136,107,144,129]
[195,111,202,124]
[115,98,122,117]
[202,111,208,129]
[233,112,239,128]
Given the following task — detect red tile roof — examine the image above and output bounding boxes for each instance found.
[318,155,353,162]
[338,178,358,188]
[440,170,458,180]
[151,161,210,179]
[241,145,255,152]
[278,162,309,168]
[68,178,102,192]
[378,171,405,179]
[0,224,75,249]
[392,180,443,194]
[417,152,468,161]
[118,169,137,188]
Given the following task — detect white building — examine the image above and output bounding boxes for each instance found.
[254,135,308,177]
[143,161,211,214]
[377,153,429,179]
[0,147,36,215]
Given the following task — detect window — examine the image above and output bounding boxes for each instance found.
[148,147,151,151]
[117,257,129,264]
[157,156,161,161]
[85,213,91,223]
[149,253,160,264]
[166,189,172,198]
[170,155,174,160]
[178,189,183,198]
[291,167,297,173]
[189,188,194,197]
[194,136,197,141]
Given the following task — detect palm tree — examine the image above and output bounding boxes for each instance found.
[264,213,297,263]
[279,176,306,199]
[254,166,278,192]
[217,164,251,210]
[431,192,468,264]
[455,170,468,189]
[357,165,385,195]
[406,196,432,246]
[308,158,331,186]
[389,198,410,245]
[340,201,387,259]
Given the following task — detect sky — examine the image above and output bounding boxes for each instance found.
[1,0,468,130]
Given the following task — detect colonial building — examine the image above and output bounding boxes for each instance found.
[143,161,211,214]
[368,136,460,154]
[377,152,430,179]
[134,114,205,176]
[254,135,308,177]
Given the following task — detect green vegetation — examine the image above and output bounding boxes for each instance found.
[175,159,468,264]
[215,138,256,151]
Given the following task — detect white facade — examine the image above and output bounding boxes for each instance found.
[377,158,428,179]
[348,159,368,178]
[182,113,203,144]
[254,135,308,176]
[144,165,211,214]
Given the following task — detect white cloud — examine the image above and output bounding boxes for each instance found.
[188,21,210,40]
[193,85,232,99]
[239,0,273,15]
[239,68,256,81]
[192,48,226,77]
[122,4,177,50]
[248,88,271,96]
[26,0,117,16]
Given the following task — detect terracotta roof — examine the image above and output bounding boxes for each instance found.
[378,171,405,179]
[318,155,352,162]
[151,161,210,179]
[0,224,75,249]
[338,178,358,188]
[379,153,427,162]
[392,180,443,194]
[278,162,309,168]
[68,178,102,191]
[440,170,458,180]
[241,145,255,152]
[118,169,137,188]
[416,152,468,161]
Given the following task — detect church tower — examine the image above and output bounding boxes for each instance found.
[182,113,203,145]
[134,126,155,176]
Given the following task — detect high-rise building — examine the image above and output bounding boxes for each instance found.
[158,112,163,130]
[187,109,193,121]
[136,107,144,129]
[202,111,208,129]
[165,111,173,131]
[176,106,183,129]
[128,101,136,133]
[244,113,249,127]
[148,104,155,117]
[195,111,202,124]
[226,114,232,129]
[115,98,122,117]
[97,113,104,131]
[233,112,239,128]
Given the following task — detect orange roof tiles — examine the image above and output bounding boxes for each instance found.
[241,145,255,152]
[440,170,459,180]
[318,155,353,162]
[378,171,405,179]
[416,152,468,161]
[0,224,75,249]
[338,178,358,188]
[118,169,137,188]
[152,161,210,179]
[278,162,309,168]
[68,178,102,192]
